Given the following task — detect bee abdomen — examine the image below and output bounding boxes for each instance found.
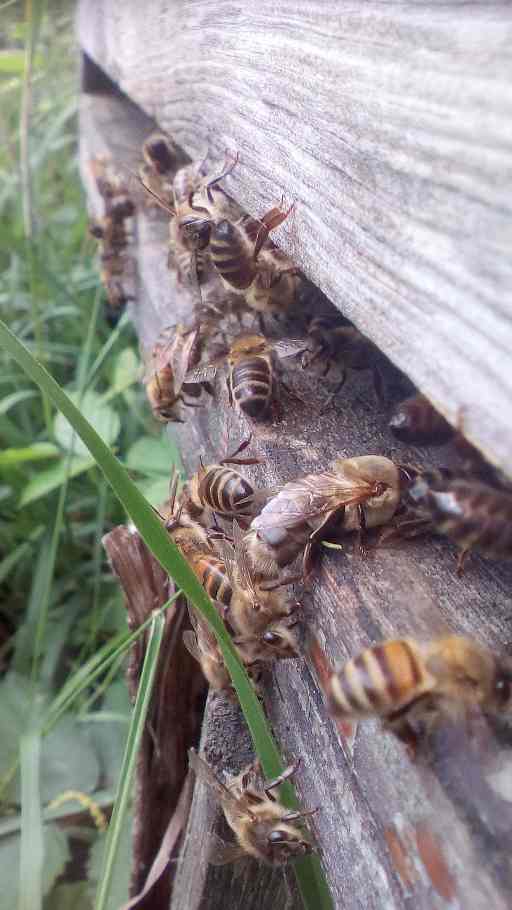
[329,640,428,718]
[433,483,512,558]
[202,468,254,515]
[210,220,255,289]
[231,358,272,417]
[193,555,233,606]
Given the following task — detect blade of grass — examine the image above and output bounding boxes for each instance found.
[0,320,333,910]
[94,609,165,910]
[19,721,43,910]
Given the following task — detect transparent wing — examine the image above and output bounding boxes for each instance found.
[212,538,237,582]
[251,473,374,531]
[232,521,257,597]
[272,338,309,359]
[208,832,248,866]
[188,749,241,814]
[172,328,199,394]
[185,357,225,384]
[182,630,201,662]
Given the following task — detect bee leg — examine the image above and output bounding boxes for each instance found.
[253,200,295,260]
[281,807,319,822]
[258,573,303,591]
[262,758,301,799]
[320,371,347,415]
[226,375,234,408]
[355,505,369,557]
[456,547,471,577]
[204,150,239,203]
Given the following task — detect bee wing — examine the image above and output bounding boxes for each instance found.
[272,338,309,359]
[208,832,248,866]
[182,629,201,662]
[172,328,200,394]
[252,473,376,531]
[185,354,226,384]
[212,538,237,582]
[232,521,257,597]
[188,749,242,814]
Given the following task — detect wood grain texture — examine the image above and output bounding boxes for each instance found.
[79,57,512,910]
[77,0,512,479]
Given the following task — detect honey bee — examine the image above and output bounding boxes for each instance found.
[327,635,512,741]
[143,323,212,423]
[186,333,306,420]
[209,202,299,320]
[184,437,267,526]
[301,315,386,406]
[89,157,136,325]
[188,749,314,866]
[405,469,512,574]
[247,455,401,579]
[389,393,454,446]
[182,604,236,698]
[139,131,180,209]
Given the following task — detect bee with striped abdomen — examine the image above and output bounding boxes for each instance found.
[246,455,401,580]
[184,437,267,526]
[186,333,306,421]
[327,635,512,740]
[188,750,314,866]
[143,322,212,423]
[405,468,512,574]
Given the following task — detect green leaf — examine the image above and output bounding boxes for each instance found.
[0,389,38,415]
[19,455,95,506]
[19,725,44,910]
[43,882,93,910]
[125,434,175,477]
[54,389,120,456]
[0,442,59,467]
[135,475,171,507]
[0,50,28,74]
[88,818,132,910]
[111,347,139,394]
[0,825,70,910]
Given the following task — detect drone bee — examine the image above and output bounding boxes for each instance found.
[301,315,386,406]
[143,323,212,423]
[405,468,512,574]
[389,393,454,446]
[327,635,512,741]
[186,333,306,420]
[189,750,314,866]
[247,455,401,579]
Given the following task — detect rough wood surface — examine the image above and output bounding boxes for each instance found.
[79,55,512,910]
[77,0,512,480]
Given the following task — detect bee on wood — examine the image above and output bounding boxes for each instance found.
[169,514,300,663]
[184,436,268,526]
[89,157,136,325]
[143,323,213,423]
[139,131,180,209]
[246,455,402,580]
[188,749,314,866]
[389,393,454,446]
[209,201,299,321]
[327,635,512,741]
[301,315,386,407]
[404,469,512,574]
[186,333,306,421]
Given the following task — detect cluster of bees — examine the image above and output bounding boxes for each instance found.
[95,132,512,869]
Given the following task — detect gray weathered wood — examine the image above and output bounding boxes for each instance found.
[77,0,512,479]
[79,46,512,910]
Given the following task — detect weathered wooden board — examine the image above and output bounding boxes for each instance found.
[79,72,512,910]
[77,0,512,480]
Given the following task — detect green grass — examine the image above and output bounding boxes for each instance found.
[0,5,333,910]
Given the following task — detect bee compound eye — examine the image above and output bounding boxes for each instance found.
[268,829,288,844]
[262,631,280,645]
[495,673,512,706]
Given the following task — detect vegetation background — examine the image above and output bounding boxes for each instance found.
[0,3,181,906]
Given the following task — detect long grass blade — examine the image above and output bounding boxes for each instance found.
[19,724,43,910]
[94,609,165,910]
[0,320,333,910]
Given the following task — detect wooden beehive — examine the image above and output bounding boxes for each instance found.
[78,4,512,908]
